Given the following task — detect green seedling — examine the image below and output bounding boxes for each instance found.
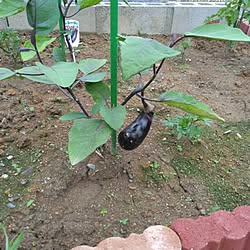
[143,161,170,184]
[162,114,211,142]
[100,209,108,216]
[119,218,128,225]
[0,27,24,66]
[0,223,25,250]
[12,163,22,174]
[26,199,35,207]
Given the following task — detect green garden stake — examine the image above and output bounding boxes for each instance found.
[110,0,118,155]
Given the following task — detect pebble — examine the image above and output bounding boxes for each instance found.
[200,209,207,215]
[21,167,33,176]
[7,202,16,209]
[20,179,29,185]
[8,194,20,202]
[0,174,9,179]
[87,163,96,170]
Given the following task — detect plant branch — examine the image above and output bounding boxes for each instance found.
[16,72,44,76]
[59,2,75,62]
[136,93,161,103]
[31,0,43,64]
[64,0,74,17]
[66,87,90,117]
[169,35,185,48]
[121,59,165,106]
[66,9,81,18]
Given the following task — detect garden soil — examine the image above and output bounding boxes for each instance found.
[0,33,249,249]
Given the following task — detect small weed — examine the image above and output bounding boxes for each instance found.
[143,161,170,184]
[177,38,192,63]
[171,121,250,211]
[177,145,183,152]
[11,163,22,174]
[162,114,211,142]
[26,199,35,207]
[119,218,128,225]
[0,223,25,250]
[0,27,24,66]
[100,209,108,216]
[103,224,111,230]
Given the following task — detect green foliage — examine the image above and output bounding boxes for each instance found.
[143,161,170,184]
[1,1,250,165]
[80,72,106,82]
[53,47,66,62]
[205,0,250,27]
[35,62,79,87]
[100,105,127,130]
[158,90,224,122]
[119,218,129,225]
[0,223,25,250]
[77,0,102,9]
[0,68,16,80]
[119,36,181,80]
[60,112,87,121]
[162,114,211,141]
[68,119,113,165]
[0,0,25,18]
[100,209,108,216]
[85,81,111,114]
[185,23,250,41]
[79,59,107,75]
[0,28,24,65]
[21,36,56,61]
[26,0,59,36]
[177,38,192,63]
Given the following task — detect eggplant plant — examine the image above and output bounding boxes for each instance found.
[0,0,250,166]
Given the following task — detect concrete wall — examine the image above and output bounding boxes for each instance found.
[0,2,224,34]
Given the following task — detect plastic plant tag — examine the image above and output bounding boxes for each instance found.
[65,20,80,47]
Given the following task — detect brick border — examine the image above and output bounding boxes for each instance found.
[72,206,250,249]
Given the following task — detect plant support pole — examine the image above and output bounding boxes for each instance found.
[110,0,118,155]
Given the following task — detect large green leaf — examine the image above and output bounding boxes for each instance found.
[21,36,56,61]
[69,118,112,165]
[80,72,106,83]
[119,36,181,80]
[185,24,250,42]
[77,0,102,9]
[26,0,59,36]
[78,59,107,75]
[159,91,224,122]
[60,112,87,121]
[85,81,110,114]
[16,66,53,84]
[0,68,16,80]
[100,105,126,130]
[0,0,25,18]
[52,47,66,62]
[36,62,79,87]
[85,81,111,102]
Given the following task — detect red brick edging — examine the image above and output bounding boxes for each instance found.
[171,206,250,250]
[72,206,250,250]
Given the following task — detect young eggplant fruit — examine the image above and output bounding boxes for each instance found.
[118,111,154,150]
[118,101,155,150]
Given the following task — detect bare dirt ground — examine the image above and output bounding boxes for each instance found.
[0,33,249,249]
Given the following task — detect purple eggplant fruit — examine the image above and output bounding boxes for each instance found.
[118,111,154,150]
